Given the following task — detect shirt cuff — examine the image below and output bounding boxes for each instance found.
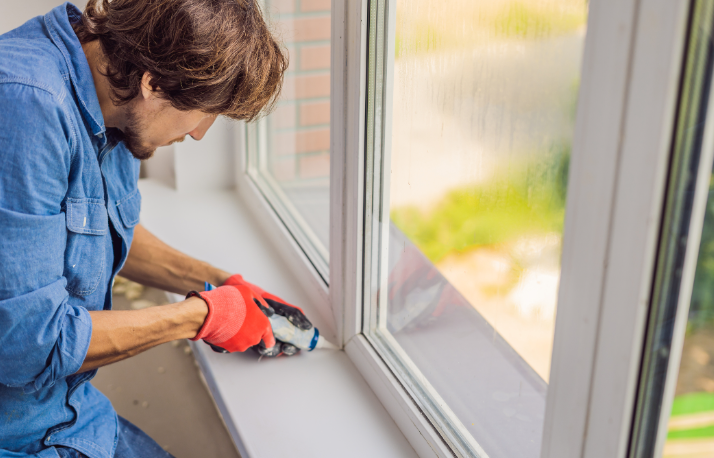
[23,304,92,394]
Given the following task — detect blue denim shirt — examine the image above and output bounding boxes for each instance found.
[0,4,141,457]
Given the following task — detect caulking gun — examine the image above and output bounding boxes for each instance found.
[204,282,337,354]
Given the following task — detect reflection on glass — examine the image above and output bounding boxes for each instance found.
[664,175,714,458]
[261,0,331,249]
[384,0,587,455]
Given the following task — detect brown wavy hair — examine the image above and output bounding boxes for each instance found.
[73,0,287,121]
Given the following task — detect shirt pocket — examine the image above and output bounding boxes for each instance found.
[116,189,141,229]
[64,198,108,296]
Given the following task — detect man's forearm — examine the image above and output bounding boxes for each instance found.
[78,225,227,372]
[77,296,207,373]
[120,224,231,295]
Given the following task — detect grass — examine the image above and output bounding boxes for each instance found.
[668,424,714,440]
[391,146,569,263]
[671,392,714,417]
[666,392,714,440]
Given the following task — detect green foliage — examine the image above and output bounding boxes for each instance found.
[391,145,570,263]
[494,2,587,39]
[395,1,588,59]
[495,2,556,38]
[395,23,443,59]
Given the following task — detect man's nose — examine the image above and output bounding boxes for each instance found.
[188,115,217,141]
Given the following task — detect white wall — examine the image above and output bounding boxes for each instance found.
[147,118,238,192]
[172,117,237,192]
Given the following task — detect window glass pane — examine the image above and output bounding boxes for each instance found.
[365,0,588,455]
[626,3,714,454]
[247,0,331,275]
[665,172,714,457]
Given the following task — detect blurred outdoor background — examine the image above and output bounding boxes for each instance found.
[664,172,714,458]
[388,0,586,381]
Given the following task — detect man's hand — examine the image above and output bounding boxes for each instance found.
[222,274,312,357]
[223,274,312,330]
[189,285,276,352]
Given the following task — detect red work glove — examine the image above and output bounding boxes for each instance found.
[187,285,276,353]
[222,274,312,331]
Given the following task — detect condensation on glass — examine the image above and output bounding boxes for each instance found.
[367,0,589,456]
[250,0,331,259]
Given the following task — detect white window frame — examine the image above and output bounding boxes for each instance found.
[234,0,700,456]
[244,121,331,281]
[234,122,333,333]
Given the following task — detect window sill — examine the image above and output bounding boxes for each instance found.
[137,179,417,458]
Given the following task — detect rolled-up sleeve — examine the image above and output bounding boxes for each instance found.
[0,83,89,392]
[0,278,92,392]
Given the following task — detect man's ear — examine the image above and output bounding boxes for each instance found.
[140,72,157,100]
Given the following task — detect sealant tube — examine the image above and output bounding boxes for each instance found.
[269,314,321,351]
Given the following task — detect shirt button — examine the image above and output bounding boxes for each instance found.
[98,133,104,139]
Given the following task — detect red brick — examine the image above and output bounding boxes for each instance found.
[271,157,296,181]
[269,0,295,14]
[297,74,331,98]
[273,20,291,42]
[300,45,331,70]
[300,0,331,13]
[295,74,330,98]
[292,16,331,42]
[280,74,330,100]
[296,129,330,153]
[279,77,296,100]
[299,153,330,179]
[275,132,297,156]
[272,104,296,129]
[300,101,330,126]
[274,129,329,155]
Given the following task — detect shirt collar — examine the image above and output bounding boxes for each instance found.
[44,3,106,139]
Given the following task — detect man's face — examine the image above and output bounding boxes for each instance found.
[120,94,217,160]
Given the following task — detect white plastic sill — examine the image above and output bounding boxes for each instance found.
[137,179,417,458]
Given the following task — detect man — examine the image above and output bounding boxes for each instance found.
[0,1,307,456]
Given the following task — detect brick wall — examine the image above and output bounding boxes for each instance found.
[264,0,331,184]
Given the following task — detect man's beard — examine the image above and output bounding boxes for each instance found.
[116,103,156,161]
